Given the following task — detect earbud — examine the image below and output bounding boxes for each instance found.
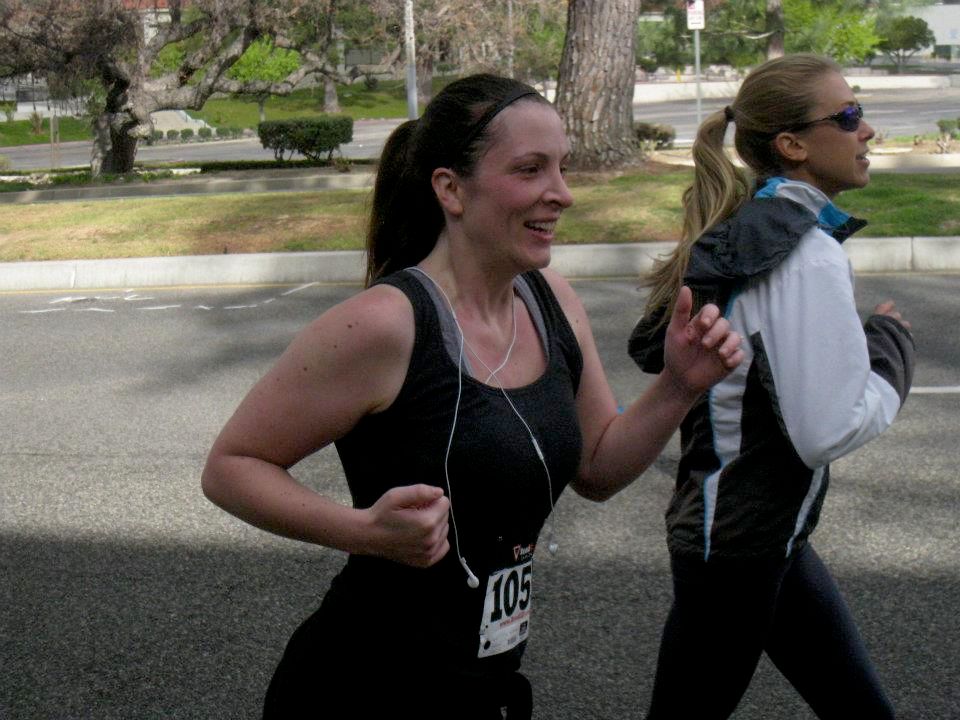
[460,556,480,589]
[548,542,559,555]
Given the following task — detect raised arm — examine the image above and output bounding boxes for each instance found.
[752,240,914,469]
[541,271,742,501]
[200,285,450,567]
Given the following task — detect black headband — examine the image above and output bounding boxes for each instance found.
[457,87,539,155]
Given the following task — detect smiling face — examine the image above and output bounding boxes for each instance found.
[778,71,875,199]
[451,100,574,273]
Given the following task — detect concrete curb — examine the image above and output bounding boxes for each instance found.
[0,172,375,204]
[2,238,956,292]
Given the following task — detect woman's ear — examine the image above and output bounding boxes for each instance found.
[431,167,464,217]
[772,131,809,165]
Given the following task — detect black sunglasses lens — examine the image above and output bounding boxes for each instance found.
[837,105,862,132]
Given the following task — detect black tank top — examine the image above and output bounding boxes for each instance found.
[328,268,583,678]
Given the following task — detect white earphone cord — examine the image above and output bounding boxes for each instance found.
[407,267,558,590]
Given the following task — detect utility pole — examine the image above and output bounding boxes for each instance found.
[404,0,418,119]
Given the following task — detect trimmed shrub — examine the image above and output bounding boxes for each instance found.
[180,128,194,142]
[198,126,213,140]
[166,129,180,141]
[257,116,354,161]
[638,57,659,73]
[635,122,676,150]
[937,118,957,137]
[147,130,164,145]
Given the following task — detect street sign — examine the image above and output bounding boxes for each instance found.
[687,0,705,30]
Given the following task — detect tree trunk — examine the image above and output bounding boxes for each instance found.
[323,75,340,113]
[89,113,138,176]
[555,0,641,169]
[765,0,785,60]
[105,121,139,174]
[506,0,515,78]
[258,96,267,123]
[90,114,111,179]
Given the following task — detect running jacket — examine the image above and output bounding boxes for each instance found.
[629,178,915,560]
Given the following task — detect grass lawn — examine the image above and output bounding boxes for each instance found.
[189,80,432,129]
[840,173,960,236]
[0,78,445,150]
[1,165,958,263]
[0,116,92,147]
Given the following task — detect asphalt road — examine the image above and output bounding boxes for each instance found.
[4,86,960,170]
[635,86,960,144]
[2,272,958,719]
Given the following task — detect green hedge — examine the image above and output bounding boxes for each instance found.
[635,122,675,150]
[257,116,353,161]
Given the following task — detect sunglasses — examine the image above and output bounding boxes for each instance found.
[786,103,864,133]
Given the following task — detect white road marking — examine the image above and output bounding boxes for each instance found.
[281,282,318,296]
[911,386,960,394]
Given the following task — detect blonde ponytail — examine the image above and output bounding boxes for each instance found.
[643,109,750,317]
[641,53,842,320]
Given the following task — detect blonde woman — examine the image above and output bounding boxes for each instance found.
[629,54,914,719]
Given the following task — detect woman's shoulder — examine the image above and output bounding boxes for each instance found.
[536,267,578,306]
[302,281,415,358]
[789,222,851,270]
[536,267,590,343]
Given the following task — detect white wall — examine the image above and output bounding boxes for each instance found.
[913,4,960,48]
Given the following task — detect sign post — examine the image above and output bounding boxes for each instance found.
[686,0,705,128]
[49,114,60,169]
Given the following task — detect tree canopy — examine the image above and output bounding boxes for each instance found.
[636,0,891,70]
[876,15,936,71]
[0,0,352,174]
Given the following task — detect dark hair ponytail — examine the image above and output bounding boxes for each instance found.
[364,74,549,286]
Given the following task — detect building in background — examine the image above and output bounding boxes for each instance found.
[914,1,960,60]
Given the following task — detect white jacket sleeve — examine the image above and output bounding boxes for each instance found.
[748,229,910,469]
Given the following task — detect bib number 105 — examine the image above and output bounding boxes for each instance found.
[478,560,533,658]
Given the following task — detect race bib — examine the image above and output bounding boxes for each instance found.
[477,559,533,658]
